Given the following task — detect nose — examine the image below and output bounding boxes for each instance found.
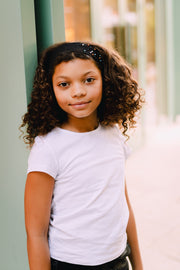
[71,83,86,98]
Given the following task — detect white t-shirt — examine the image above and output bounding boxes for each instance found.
[27,124,130,266]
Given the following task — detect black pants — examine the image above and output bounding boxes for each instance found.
[51,244,131,270]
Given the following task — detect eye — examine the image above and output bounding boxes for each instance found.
[85,77,95,84]
[58,82,69,88]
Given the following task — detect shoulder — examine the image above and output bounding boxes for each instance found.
[36,127,60,141]
[29,128,63,166]
[28,129,60,178]
[29,128,62,163]
[101,124,125,139]
[32,128,60,149]
[106,124,132,158]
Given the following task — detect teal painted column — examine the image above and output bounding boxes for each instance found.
[172,0,180,117]
[0,0,31,269]
[0,0,66,269]
[165,0,175,120]
[20,0,38,105]
[34,0,65,56]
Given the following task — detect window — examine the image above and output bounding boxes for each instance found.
[64,0,91,41]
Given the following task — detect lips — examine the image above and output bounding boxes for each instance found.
[69,101,91,108]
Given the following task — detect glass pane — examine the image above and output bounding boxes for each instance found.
[101,0,138,68]
[63,0,138,67]
[102,0,119,49]
[63,0,91,41]
[127,0,136,12]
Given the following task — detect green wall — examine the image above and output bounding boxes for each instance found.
[20,0,38,105]
[0,0,65,269]
[0,0,30,269]
[35,0,65,56]
[173,0,180,116]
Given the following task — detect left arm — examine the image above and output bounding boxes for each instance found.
[125,181,143,270]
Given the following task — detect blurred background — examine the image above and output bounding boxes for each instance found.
[64,2,180,269]
[0,0,179,269]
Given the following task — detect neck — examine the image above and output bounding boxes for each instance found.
[60,116,99,133]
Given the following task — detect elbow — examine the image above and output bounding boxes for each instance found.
[25,223,48,241]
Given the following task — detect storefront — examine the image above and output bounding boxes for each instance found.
[63,0,179,124]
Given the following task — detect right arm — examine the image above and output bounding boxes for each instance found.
[24,172,55,270]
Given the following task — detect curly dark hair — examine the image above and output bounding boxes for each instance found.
[20,41,144,145]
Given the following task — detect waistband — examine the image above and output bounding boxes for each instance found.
[51,243,131,270]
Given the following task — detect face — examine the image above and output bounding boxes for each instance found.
[52,58,102,123]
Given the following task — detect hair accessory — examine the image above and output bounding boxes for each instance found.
[81,43,103,64]
[54,42,104,69]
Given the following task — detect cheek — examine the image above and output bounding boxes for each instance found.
[54,87,64,100]
[94,84,103,103]
[54,90,67,108]
[57,97,67,108]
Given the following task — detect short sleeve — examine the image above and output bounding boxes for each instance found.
[122,139,131,159]
[27,136,58,179]
[115,125,132,159]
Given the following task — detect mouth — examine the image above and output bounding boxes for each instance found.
[69,101,91,108]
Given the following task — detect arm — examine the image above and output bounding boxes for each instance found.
[24,172,55,270]
[125,181,143,270]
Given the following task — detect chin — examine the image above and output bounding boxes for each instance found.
[72,114,90,119]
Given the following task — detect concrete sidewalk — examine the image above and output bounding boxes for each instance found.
[126,123,180,270]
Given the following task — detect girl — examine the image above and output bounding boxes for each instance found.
[21,42,144,270]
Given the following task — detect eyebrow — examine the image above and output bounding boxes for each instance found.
[54,71,98,80]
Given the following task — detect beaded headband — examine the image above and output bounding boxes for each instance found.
[81,43,103,64]
[59,42,104,67]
